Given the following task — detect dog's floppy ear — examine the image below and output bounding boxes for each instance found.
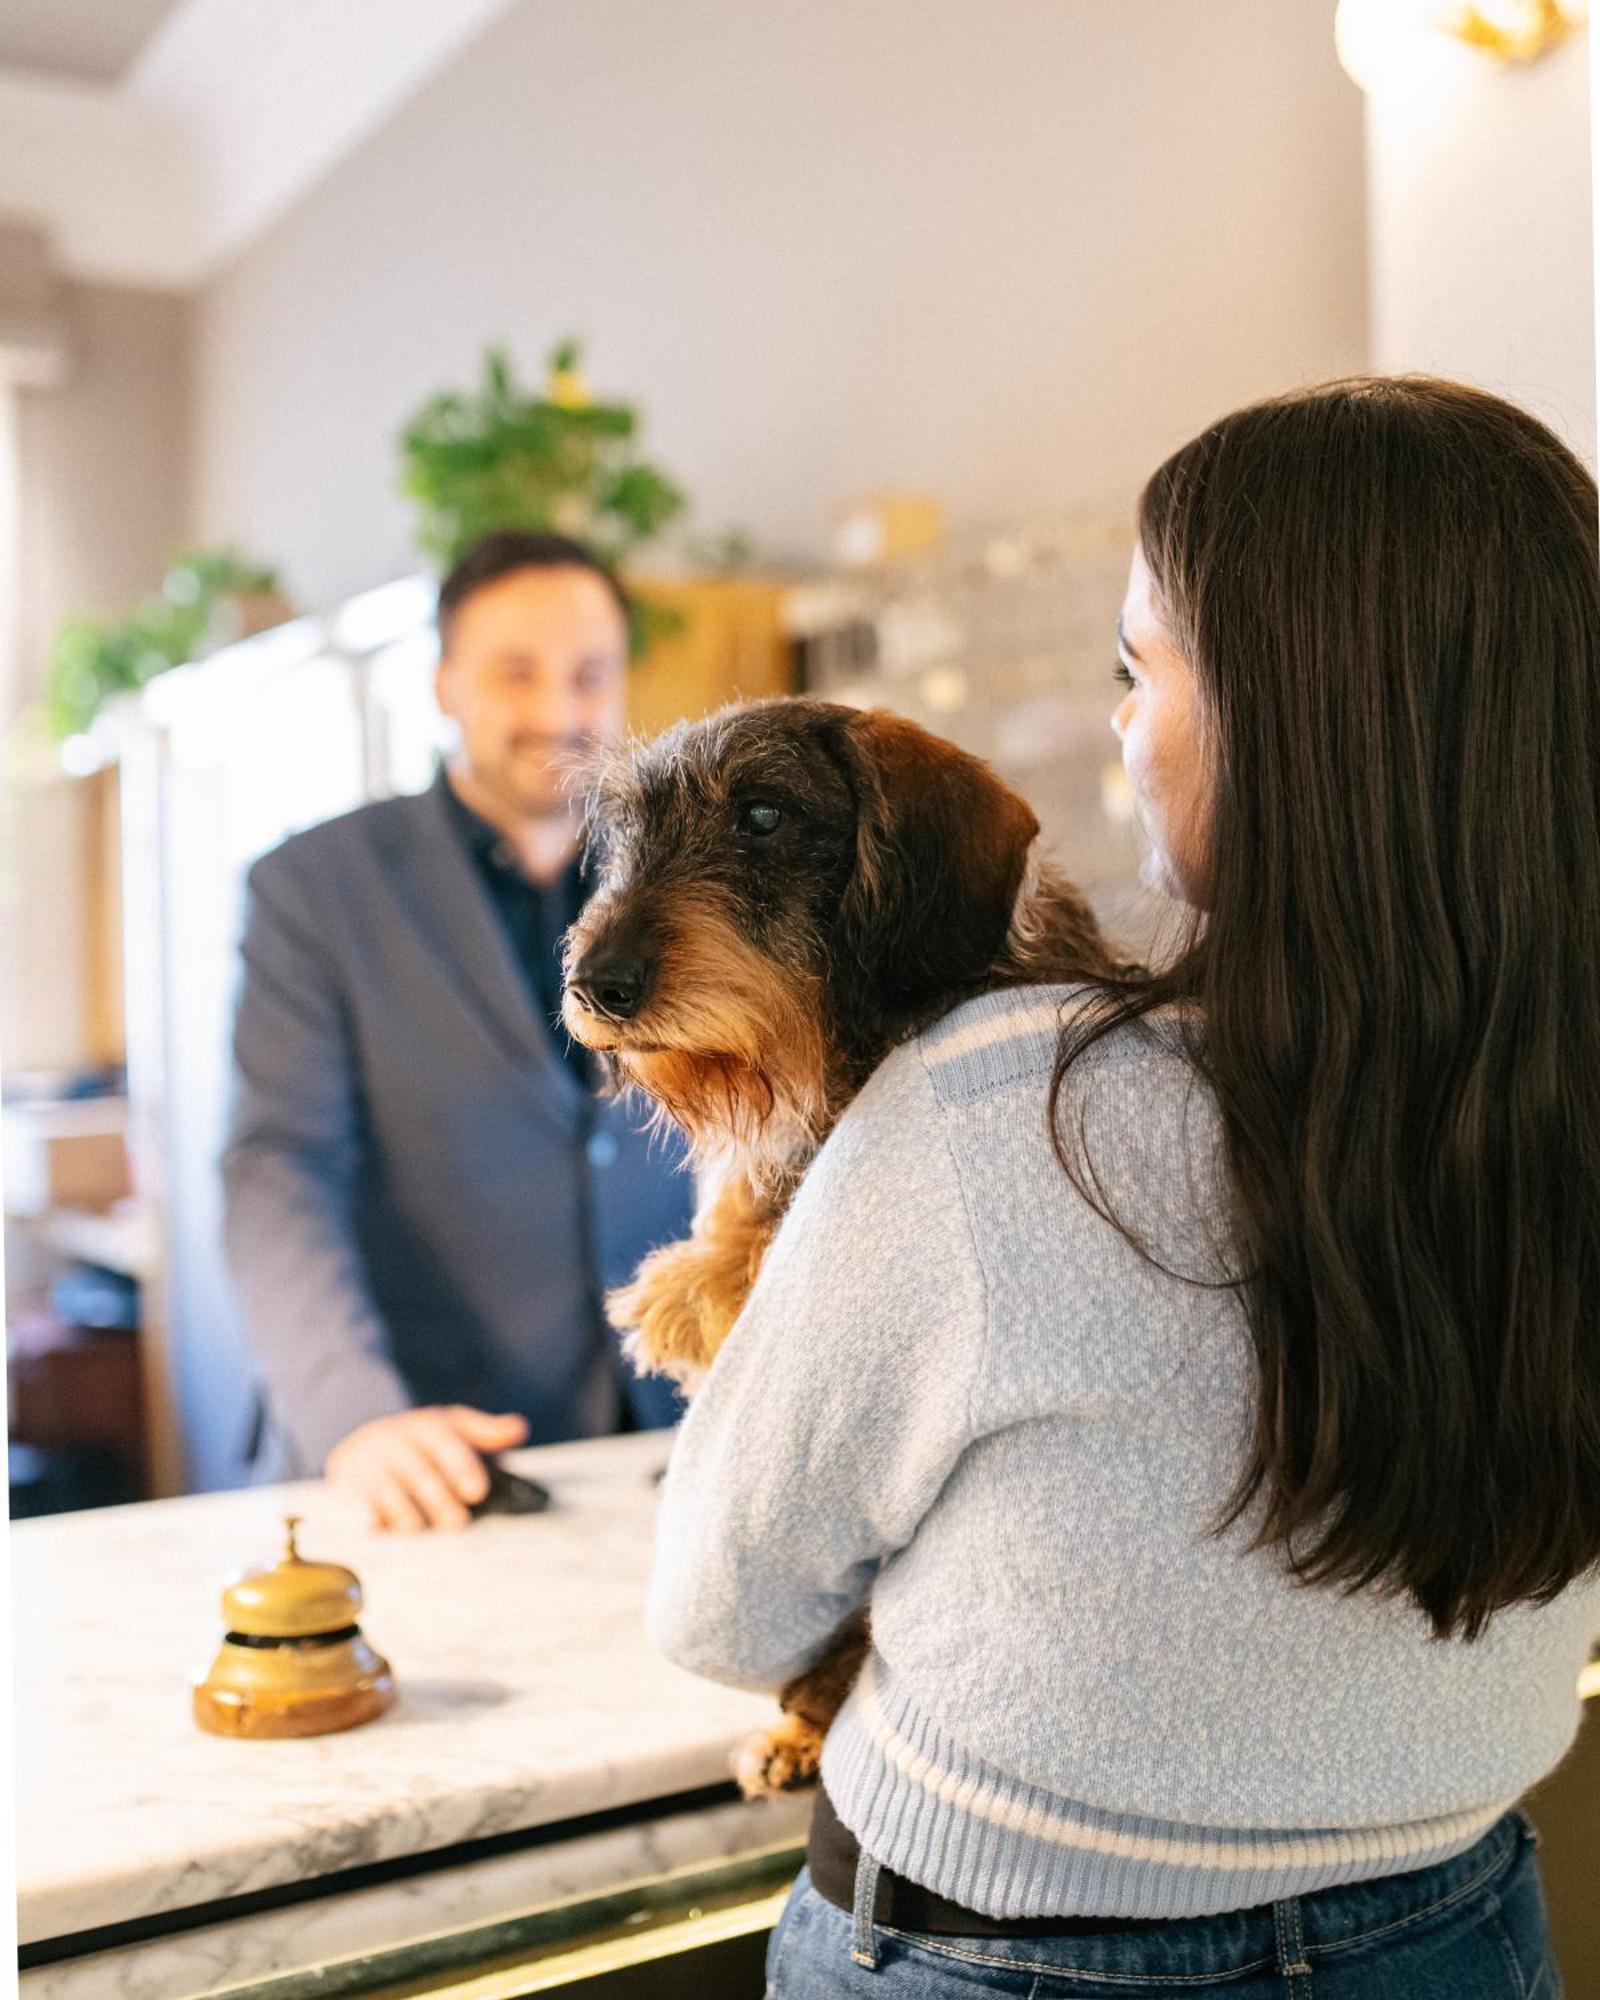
[829,707,1039,1018]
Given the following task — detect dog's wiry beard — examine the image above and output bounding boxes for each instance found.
[619,1050,788,1173]
[568,905,834,1192]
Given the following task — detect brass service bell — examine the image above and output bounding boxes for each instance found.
[193,1515,397,1738]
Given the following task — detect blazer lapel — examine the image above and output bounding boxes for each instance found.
[380,776,587,1122]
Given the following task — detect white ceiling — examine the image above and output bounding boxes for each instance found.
[0,0,519,289]
[0,0,183,84]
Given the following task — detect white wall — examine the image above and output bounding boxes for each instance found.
[15,280,190,705]
[1365,24,1594,462]
[2,280,188,1075]
[0,773,98,1074]
[190,0,1369,610]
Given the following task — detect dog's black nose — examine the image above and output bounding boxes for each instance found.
[568,951,650,1021]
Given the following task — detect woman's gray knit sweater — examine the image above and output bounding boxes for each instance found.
[647,985,1600,1918]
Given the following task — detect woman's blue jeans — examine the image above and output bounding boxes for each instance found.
[764,1809,1562,1997]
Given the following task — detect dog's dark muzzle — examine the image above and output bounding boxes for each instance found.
[566,948,653,1022]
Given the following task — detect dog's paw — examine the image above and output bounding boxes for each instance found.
[608,1242,736,1379]
[618,1320,707,1395]
[731,1715,825,1799]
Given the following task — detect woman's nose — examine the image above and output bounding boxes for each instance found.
[1111,697,1133,742]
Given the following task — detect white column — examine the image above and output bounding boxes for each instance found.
[1361,21,1595,464]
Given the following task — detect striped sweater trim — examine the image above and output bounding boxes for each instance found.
[820,1654,1514,1921]
[919,985,1193,1100]
[924,996,1071,1068]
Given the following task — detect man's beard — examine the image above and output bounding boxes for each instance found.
[490,738,591,819]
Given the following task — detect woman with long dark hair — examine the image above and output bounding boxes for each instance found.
[649,377,1600,1996]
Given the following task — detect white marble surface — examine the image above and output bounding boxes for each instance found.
[21,1791,811,2000]
[15,1432,799,1950]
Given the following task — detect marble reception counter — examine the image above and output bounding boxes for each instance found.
[15,1430,810,1998]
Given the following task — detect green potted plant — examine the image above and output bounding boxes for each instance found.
[398,341,688,651]
[44,549,288,739]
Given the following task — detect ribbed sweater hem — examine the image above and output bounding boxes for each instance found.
[820,1653,1515,1920]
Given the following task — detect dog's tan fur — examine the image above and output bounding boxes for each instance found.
[564,699,1122,1794]
[606,1169,778,1384]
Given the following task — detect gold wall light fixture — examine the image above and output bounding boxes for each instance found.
[1336,0,1587,90]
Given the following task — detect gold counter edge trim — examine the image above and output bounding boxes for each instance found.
[374,1883,793,1997]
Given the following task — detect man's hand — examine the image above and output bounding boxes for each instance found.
[325,1406,530,1531]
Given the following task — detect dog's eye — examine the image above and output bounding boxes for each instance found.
[740,802,784,836]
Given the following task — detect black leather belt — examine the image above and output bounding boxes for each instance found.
[807,1780,1174,1938]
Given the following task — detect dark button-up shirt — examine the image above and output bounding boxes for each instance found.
[442,779,595,1089]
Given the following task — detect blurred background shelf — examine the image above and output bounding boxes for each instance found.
[17,1200,157,1279]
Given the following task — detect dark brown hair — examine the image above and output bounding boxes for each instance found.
[1052,376,1600,1640]
[436,529,631,649]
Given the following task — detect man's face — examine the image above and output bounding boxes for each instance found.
[435,565,629,820]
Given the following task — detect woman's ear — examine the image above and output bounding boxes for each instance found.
[830,707,1040,1017]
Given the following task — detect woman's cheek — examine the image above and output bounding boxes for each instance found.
[1123,723,1167,841]
[1124,726,1187,896]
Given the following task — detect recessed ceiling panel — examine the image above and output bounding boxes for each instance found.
[0,0,183,85]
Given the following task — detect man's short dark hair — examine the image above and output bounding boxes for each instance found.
[436,530,632,649]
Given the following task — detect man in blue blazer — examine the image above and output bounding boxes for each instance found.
[222,531,692,1529]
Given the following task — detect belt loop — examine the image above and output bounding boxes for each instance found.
[1271,1895,1314,1995]
[850,1847,884,1970]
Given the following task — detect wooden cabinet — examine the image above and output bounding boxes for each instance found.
[626,574,795,737]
